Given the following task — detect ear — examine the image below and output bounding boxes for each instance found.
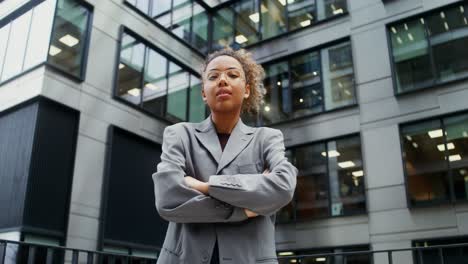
[244,84,251,99]
[201,86,207,102]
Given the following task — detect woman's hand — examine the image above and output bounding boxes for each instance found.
[184,176,209,195]
[244,208,258,218]
[263,169,270,176]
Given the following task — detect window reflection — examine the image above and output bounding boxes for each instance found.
[261,0,287,39]
[48,0,90,78]
[288,0,316,31]
[192,3,209,53]
[189,76,206,122]
[390,3,468,93]
[171,1,192,44]
[166,62,189,122]
[117,34,145,106]
[291,51,323,117]
[213,8,235,50]
[317,0,347,20]
[235,0,260,47]
[262,61,290,125]
[142,49,167,116]
[277,135,365,222]
[401,120,451,205]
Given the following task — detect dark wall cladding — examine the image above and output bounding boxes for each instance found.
[0,97,79,237]
[103,126,167,247]
[0,103,39,229]
[23,99,79,235]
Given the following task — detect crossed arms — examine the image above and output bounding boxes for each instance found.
[152,125,298,223]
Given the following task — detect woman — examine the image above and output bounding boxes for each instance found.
[152,48,298,264]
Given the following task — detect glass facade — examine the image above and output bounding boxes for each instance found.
[278,246,371,264]
[401,112,468,205]
[116,30,207,123]
[277,135,366,223]
[0,0,91,82]
[259,40,355,125]
[414,237,468,264]
[390,3,468,93]
[126,0,348,53]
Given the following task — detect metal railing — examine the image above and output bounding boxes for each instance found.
[1,239,467,264]
[0,239,157,264]
[277,242,468,264]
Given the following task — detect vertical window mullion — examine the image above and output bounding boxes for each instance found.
[287,58,293,121]
[164,59,170,118]
[441,118,456,203]
[257,0,262,41]
[0,22,13,79]
[170,0,175,28]
[186,74,192,121]
[422,14,438,86]
[324,141,332,217]
[318,48,325,112]
[139,45,148,107]
[189,0,194,46]
[21,7,35,72]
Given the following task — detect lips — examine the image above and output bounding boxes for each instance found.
[216,89,232,96]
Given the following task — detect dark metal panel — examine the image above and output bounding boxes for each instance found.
[0,102,38,229]
[23,99,79,236]
[102,126,167,248]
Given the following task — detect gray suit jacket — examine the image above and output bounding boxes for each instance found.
[152,116,298,264]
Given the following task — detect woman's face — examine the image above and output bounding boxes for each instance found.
[202,55,250,115]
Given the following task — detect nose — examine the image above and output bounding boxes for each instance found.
[217,72,228,86]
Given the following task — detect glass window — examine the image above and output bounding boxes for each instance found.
[1,11,32,81]
[278,246,371,264]
[23,0,56,69]
[166,62,189,122]
[48,0,91,78]
[444,114,468,201]
[212,8,234,50]
[171,1,192,44]
[277,135,365,222]
[414,237,468,264]
[288,0,316,31]
[290,51,322,118]
[322,42,355,110]
[401,120,450,205]
[188,75,206,122]
[0,24,11,80]
[317,0,347,20]
[427,4,468,82]
[142,49,167,116]
[191,3,209,53]
[327,137,365,216]
[390,19,434,92]
[260,0,287,39]
[262,61,290,125]
[152,0,171,16]
[135,0,150,14]
[117,34,145,106]
[234,0,260,47]
[295,143,329,220]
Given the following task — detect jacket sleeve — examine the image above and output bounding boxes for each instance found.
[152,125,248,223]
[207,129,298,216]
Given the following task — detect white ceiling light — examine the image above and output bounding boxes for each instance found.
[300,19,311,27]
[437,143,455,152]
[460,5,465,13]
[278,0,286,6]
[428,129,443,138]
[412,142,419,148]
[264,105,271,112]
[299,98,303,103]
[145,83,158,90]
[59,34,79,47]
[49,45,62,56]
[449,154,461,162]
[344,89,351,96]
[420,18,425,24]
[397,36,403,44]
[235,34,248,44]
[321,150,340,157]
[444,21,450,31]
[333,8,344,15]
[290,260,297,263]
[463,131,468,137]
[404,23,408,30]
[391,27,397,34]
[278,252,294,256]
[127,88,141,97]
[277,81,281,86]
[408,33,414,41]
[338,161,355,168]
[352,170,364,177]
[406,135,412,141]
[313,71,318,76]
[261,4,268,13]
[440,11,446,19]
[249,12,260,23]
[316,258,326,262]
[119,63,125,69]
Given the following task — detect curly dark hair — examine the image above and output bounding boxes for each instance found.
[200,47,265,114]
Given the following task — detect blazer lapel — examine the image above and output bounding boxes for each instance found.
[194,117,222,165]
[216,119,255,174]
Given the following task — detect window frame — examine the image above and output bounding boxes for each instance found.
[257,37,358,126]
[387,0,468,96]
[0,0,93,86]
[112,26,206,124]
[399,109,468,209]
[277,132,368,224]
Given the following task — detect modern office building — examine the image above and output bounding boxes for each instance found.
[0,0,468,263]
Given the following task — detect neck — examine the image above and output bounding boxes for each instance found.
[211,111,240,134]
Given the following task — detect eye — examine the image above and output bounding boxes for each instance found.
[208,75,218,80]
